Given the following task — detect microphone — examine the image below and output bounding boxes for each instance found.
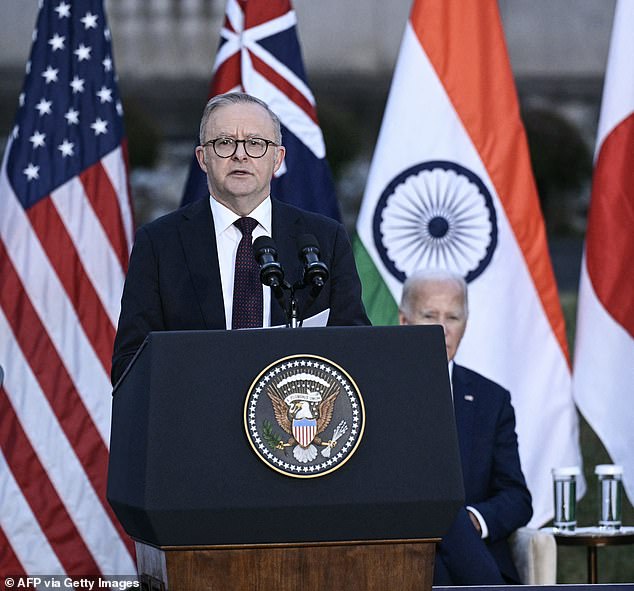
[297,234,329,290]
[253,236,285,289]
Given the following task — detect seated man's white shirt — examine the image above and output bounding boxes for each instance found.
[448,359,489,540]
[209,195,272,329]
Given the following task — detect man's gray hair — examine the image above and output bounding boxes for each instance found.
[400,269,468,317]
[198,92,283,145]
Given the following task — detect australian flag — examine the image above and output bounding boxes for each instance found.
[181,0,340,220]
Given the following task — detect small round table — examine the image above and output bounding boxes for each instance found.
[545,526,634,583]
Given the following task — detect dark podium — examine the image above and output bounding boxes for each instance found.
[108,325,464,590]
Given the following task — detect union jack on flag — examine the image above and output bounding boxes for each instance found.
[0,0,135,576]
[181,0,340,220]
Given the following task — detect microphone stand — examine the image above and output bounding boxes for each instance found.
[285,278,324,328]
[267,279,301,328]
[288,287,300,328]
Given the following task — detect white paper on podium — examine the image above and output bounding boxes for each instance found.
[301,308,330,327]
[270,308,330,329]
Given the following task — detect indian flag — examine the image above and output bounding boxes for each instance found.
[354,0,583,526]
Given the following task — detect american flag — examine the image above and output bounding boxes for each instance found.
[181,0,340,220]
[0,0,135,576]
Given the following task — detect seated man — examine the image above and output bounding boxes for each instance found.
[399,270,532,585]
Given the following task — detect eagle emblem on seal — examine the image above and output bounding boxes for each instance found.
[267,372,345,463]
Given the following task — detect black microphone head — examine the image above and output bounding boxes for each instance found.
[297,233,328,290]
[297,233,320,254]
[253,235,284,288]
[253,235,278,257]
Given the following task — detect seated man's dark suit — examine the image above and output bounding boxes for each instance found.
[112,197,370,384]
[434,363,533,585]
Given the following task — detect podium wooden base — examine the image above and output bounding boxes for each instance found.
[136,538,438,591]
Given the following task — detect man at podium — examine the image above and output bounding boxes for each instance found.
[112,92,369,385]
[399,270,532,585]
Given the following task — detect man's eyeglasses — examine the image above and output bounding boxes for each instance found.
[201,137,279,159]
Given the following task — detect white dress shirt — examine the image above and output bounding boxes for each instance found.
[209,195,272,329]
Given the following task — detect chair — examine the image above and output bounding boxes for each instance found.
[509,526,557,584]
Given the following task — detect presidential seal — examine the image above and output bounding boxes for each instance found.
[244,355,365,478]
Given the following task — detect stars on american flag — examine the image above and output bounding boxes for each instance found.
[70,76,85,93]
[65,108,79,125]
[29,131,46,148]
[54,1,71,19]
[23,162,40,180]
[48,33,65,51]
[74,43,92,61]
[35,98,52,115]
[97,86,113,103]
[8,2,125,196]
[81,12,99,29]
[91,118,108,135]
[42,66,59,84]
[58,139,75,157]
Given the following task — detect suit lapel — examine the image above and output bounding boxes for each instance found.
[177,198,226,329]
[452,363,475,479]
[270,200,304,326]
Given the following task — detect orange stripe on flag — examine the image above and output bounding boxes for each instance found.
[410,0,569,362]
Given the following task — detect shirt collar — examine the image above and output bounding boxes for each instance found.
[209,195,272,236]
[448,359,455,399]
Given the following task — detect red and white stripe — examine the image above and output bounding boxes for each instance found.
[0,142,136,574]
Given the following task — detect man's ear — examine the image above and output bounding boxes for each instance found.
[273,145,286,174]
[398,310,408,326]
[195,146,207,172]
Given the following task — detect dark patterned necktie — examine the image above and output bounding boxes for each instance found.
[232,217,263,329]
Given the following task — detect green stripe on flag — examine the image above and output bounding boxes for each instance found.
[352,235,399,326]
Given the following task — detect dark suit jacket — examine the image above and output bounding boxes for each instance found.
[452,363,533,582]
[111,197,369,384]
